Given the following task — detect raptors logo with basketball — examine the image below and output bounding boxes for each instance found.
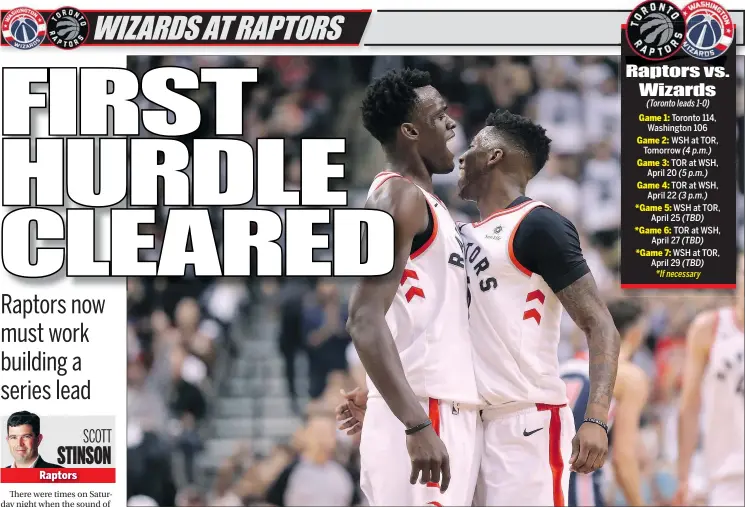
[682,1,734,60]
[625,0,686,61]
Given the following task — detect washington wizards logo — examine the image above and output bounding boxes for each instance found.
[682,1,734,60]
[625,0,685,61]
[2,7,46,50]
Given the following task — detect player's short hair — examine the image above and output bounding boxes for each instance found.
[361,68,432,146]
[606,299,644,336]
[485,109,552,175]
[7,411,40,436]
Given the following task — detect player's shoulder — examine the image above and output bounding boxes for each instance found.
[367,174,426,211]
[523,200,571,225]
[686,309,720,348]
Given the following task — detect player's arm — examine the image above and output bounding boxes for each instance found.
[558,273,620,427]
[346,179,431,430]
[675,311,716,498]
[513,207,620,473]
[611,362,650,506]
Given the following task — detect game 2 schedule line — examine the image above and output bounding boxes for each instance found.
[620,34,738,289]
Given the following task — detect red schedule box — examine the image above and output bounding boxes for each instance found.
[0,468,115,483]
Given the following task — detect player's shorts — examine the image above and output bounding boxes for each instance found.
[359,396,482,506]
[475,402,575,506]
[709,475,745,506]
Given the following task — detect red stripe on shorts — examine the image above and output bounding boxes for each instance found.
[426,398,441,489]
[537,403,566,506]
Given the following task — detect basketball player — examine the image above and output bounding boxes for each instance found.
[456,110,620,506]
[561,298,651,507]
[345,68,483,506]
[674,251,744,506]
[339,109,620,506]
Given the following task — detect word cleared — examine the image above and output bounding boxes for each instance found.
[0,67,395,278]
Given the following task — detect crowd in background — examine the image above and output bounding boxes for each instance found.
[125,55,745,506]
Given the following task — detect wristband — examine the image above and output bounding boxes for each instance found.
[583,417,609,434]
[405,420,432,435]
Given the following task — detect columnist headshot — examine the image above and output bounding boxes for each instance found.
[5,411,63,469]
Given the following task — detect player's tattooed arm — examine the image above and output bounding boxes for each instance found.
[346,179,431,429]
[557,272,621,421]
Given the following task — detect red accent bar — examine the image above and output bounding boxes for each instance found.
[523,308,542,324]
[621,284,736,289]
[526,289,546,305]
[426,398,441,489]
[536,404,567,506]
[405,286,425,302]
[400,268,419,285]
[0,468,116,483]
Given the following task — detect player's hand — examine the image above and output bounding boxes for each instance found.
[335,388,367,435]
[406,425,451,493]
[569,421,608,474]
[671,480,689,506]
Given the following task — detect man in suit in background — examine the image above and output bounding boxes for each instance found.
[5,411,63,468]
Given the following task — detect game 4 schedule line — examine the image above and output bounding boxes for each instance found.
[620,32,738,289]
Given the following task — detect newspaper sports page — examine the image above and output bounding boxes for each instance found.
[0,0,743,506]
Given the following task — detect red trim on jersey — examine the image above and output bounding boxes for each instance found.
[472,199,536,228]
[400,269,419,285]
[371,172,440,260]
[426,398,442,489]
[373,172,404,191]
[405,286,425,302]
[508,206,538,277]
[427,503,443,507]
[523,308,542,325]
[410,199,439,260]
[536,403,567,507]
[526,290,546,305]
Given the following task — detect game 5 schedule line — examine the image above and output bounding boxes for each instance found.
[620,30,738,289]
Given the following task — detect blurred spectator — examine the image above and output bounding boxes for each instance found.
[302,279,351,400]
[266,414,357,506]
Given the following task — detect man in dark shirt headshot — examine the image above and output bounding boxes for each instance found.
[5,411,63,468]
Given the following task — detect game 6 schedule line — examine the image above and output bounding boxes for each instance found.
[620,30,738,289]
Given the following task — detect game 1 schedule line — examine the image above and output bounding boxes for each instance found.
[620,32,738,289]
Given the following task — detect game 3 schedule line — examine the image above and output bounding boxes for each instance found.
[620,31,738,289]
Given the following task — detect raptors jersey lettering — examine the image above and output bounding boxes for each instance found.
[459,200,567,406]
[701,307,744,485]
[364,172,480,405]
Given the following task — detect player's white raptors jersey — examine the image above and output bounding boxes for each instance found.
[459,200,567,406]
[701,307,744,484]
[364,171,480,405]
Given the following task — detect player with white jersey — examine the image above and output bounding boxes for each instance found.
[675,251,744,506]
[344,69,482,507]
[561,298,651,507]
[457,110,621,506]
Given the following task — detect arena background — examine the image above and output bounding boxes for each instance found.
[124,55,745,507]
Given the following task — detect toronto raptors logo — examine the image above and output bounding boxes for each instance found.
[625,0,686,61]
